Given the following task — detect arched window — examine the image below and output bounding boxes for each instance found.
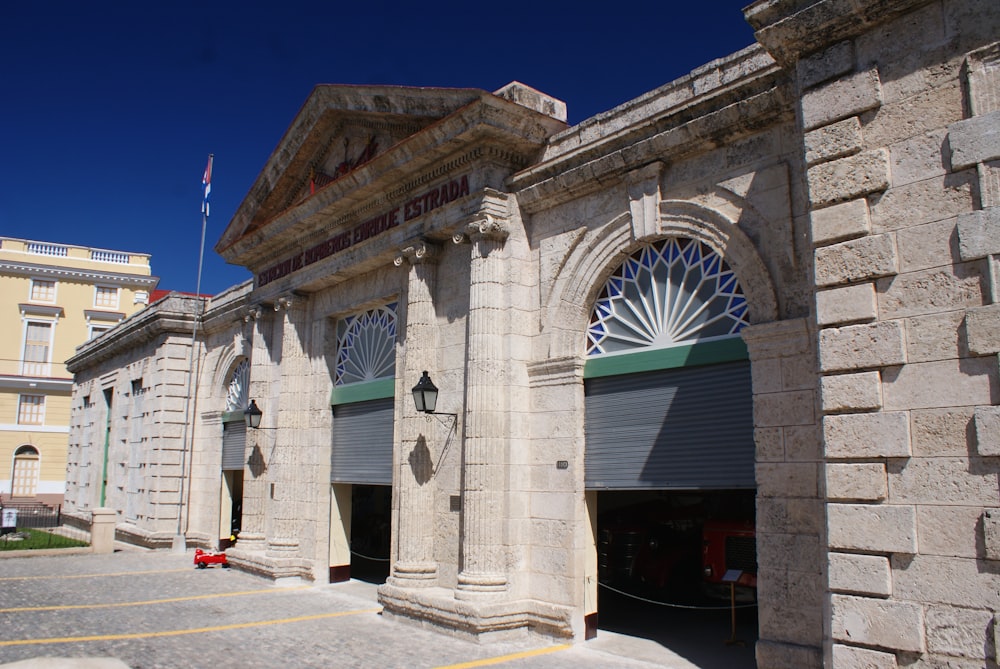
[335,303,397,386]
[225,359,250,412]
[586,238,748,356]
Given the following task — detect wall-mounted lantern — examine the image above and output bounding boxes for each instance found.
[244,399,263,429]
[411,371,458,431]
[411,371,439,414]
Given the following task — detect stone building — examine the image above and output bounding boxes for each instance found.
[65,0,1000,666]
[64,285,249,547]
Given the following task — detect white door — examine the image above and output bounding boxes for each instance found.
[12,452,39,497]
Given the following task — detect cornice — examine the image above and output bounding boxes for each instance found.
[18,303,64,318]
[0,423,70,433]
[0,260,159,288]
[510,54,792,214]
[66,295,203,373]
[201,283,253,334]
[84,309,124,322]
[0,375,73,392]
[744,0,936,66]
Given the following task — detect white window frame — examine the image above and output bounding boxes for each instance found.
[21,319,54,377]
[17,394,45,425]
[94,285,120,309]
[89,323,112,340]
[29,278,57,303]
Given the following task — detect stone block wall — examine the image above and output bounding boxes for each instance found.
[64,296,207,546]
[778,2,1000,666]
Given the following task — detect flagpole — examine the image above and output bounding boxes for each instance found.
[173,154,213,553]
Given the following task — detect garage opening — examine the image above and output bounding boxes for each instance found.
[330,396,394,584]
[584,360,758,667]
[582,236,757,665]
[595,489,757,666]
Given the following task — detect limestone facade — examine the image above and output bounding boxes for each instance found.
[64,0,1000,666]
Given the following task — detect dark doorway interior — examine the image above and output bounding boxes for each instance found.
[595,489,758,669]
[220,470,243,550]
[230,470,244,536]
[350,484,391,583]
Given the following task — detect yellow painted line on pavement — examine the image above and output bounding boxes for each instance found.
[0,585,309,613]
[0,567,190,582]
[433,644,572,669]
[0,607,382,647]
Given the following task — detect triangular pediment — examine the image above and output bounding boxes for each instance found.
[216,82,567,274]
[217,85,488,253]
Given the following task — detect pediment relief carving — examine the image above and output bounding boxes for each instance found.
[293,118,427,209]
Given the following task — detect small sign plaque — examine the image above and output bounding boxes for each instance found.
[722,569,743,583]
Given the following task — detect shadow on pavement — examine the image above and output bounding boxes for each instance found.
[595,586,758,668]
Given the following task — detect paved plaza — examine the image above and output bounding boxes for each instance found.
[0,549,753,669]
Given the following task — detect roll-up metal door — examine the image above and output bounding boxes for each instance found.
[222,421,246,471]
[584,359,753,490]
[331,398,393,485]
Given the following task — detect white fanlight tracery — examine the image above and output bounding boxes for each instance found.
[225,359,250,412]
[587,238,748,356]
[335,303,397,386]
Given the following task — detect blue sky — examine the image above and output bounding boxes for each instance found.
[1,2,755,295]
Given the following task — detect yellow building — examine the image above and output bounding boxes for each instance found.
[0,237,158,506]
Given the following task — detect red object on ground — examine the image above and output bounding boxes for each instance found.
[194,548,229,569]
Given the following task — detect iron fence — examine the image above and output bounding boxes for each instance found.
[3,504,62,529]
[0,504,87,550]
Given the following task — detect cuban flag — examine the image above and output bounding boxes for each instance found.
[202,154,214,216]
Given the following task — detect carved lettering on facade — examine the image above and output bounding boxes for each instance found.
[258,175,470,287]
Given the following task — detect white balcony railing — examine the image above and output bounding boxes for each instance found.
[26,242,68,257]
[91,249,130,264]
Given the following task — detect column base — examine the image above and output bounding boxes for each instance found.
[388,561,438,587]
[233,532,266,551]
[266,537,300,556]
[455,571,508,600]
[378,583,574,639]
[226,546,315,583]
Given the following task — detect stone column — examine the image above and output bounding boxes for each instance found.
[235,305,269,551]
[455,214,510,598]
[266,296,306,558]
[388,241,440,587]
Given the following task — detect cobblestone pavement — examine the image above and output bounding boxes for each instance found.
[0,550,749,669]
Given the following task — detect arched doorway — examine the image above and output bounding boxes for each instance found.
[328,303,397,584]
[220,358,249,549]
[583,237,758,660]
[11,445,40,498]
